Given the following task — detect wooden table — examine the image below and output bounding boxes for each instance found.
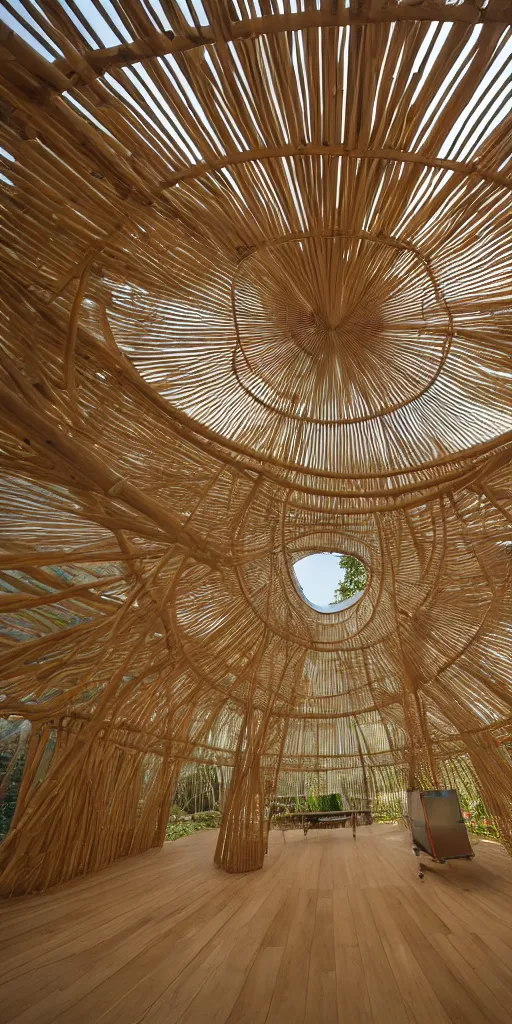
[273,810,372,838]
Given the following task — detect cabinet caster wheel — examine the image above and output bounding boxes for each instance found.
[418,871,424,880]
[412,847,420,857]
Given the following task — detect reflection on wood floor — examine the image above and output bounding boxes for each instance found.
[1,824,512,1024]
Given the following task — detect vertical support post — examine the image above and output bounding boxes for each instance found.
[214,750,267,872]
[215,635,290,873]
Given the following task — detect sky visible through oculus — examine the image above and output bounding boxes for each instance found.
[293,552,344,609]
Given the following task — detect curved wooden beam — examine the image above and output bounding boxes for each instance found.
[53,4,512,83]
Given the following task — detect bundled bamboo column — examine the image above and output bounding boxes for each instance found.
[214,746,267,873]
[215,642,287,873]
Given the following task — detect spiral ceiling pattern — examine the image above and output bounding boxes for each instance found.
[0,0,511,890]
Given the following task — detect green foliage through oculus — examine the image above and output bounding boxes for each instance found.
[332,555,367,604]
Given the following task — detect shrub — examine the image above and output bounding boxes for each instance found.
[169,804,185,819]
[165,809,221,842]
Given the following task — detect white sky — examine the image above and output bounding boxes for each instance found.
[293,552,344,607]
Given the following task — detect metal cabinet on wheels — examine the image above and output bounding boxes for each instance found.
[407,789,474,880]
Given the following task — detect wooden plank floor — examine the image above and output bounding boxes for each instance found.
[1,824,512,1024]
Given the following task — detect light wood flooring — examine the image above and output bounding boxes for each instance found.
[1,824,512,1024]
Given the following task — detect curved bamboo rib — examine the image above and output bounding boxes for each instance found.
[0,0,511,890]
[159,144,512,194]
[49,6,512,83]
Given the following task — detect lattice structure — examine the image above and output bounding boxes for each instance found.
[0,0,511,894]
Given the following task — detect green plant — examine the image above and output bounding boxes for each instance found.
[332,555,367,603]
[169,804,184,819]
[317,793,341,811]
[165,809,221,842]
[458,795,499,840]
[165,820,200,841]
[191,810,221,826]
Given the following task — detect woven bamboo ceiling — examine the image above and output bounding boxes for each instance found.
[0,0,512,888]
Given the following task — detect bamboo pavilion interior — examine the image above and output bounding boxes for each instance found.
[0,9,512,1015]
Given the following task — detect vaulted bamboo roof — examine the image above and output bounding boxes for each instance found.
[0,0,511,890]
